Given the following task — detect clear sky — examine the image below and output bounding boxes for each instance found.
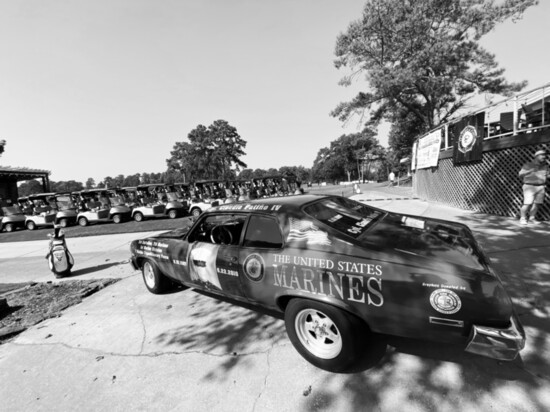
[0,0,548,184]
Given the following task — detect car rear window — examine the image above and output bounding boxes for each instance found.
[304,197,383,238]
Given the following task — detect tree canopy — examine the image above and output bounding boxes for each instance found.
[167,120,247,182]
[311,128,382,182]
[332,0,538,153]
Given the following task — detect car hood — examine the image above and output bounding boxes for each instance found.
[362,213,488,272]
[153,225,193,239]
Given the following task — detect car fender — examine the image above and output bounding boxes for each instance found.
[274,289,369,327]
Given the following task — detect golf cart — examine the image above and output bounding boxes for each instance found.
[52,192,79,227]
[183,181,222,218]
[106,189,132,223]
[0,202,26,233]
[74,190,112,226]
[122,185,185,222]
[18,193,57,230]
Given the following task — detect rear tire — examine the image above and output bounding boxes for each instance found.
[78,217,88,227]
[134,212,144,222]
[284,299,367,372]
[141,260,171,294]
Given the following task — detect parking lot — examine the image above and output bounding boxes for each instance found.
[0,188,549,411]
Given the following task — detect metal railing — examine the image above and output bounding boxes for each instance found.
[430,83,550,150]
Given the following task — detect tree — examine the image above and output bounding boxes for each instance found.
[167,120,247,181]
[238,169,254,180]
[51,180,84,193]
[123,174,141,187]
[332,0,537,154]
[208,120,247,179]
[312,128,380,182]
[278,166,311,183]
[17,179,44,197]
[85,178,95,189]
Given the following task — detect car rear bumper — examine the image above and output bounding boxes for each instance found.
[465,314,525,361]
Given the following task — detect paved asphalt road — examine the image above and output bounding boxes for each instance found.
[0,188,549,411]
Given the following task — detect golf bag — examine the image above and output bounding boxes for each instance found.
[46,226,74,278]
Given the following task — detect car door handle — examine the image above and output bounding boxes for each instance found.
[222,255,238,263]
[193,260,206,267]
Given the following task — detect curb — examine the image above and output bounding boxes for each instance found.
[356,197,420,202]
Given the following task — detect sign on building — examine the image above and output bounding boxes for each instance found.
[415,129,442,170]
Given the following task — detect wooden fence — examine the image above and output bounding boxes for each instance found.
[414,129,550,220]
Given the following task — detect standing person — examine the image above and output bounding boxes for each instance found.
[519,149,548,225]
[388,171,395,187]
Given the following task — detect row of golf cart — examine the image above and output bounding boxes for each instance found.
[0,184,220,233]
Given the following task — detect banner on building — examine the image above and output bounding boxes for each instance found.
[416,129,442,170]
[411,140,418,171]
[452,112,484,164]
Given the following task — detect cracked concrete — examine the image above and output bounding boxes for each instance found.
[1,195,549,411]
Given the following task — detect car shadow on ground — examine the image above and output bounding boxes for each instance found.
[152,288,525,377]
[68,260,126,277]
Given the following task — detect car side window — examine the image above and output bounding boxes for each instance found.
[243,215,283,249]
[188,214,246,246]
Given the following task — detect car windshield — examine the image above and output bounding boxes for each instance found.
[304,197,383,239]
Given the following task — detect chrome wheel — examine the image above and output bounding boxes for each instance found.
[294,308,342,359]
[143,261,156,289]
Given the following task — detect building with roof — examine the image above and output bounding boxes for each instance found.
[0,166,50,205]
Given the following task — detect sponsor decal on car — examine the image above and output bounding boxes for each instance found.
[217,203,282,211]
[287,218,331,246]
[272,253,384,306]
[135,239,170,260]
[429,288,462,315]
[243,253,265,281]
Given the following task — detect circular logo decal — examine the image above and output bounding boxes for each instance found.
[458,125,477,153]
[243,253,265,282]
[430,289,462,315]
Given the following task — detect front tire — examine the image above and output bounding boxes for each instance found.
[134,212,144,222]
[4,223,14,233]
[168,209,178,219]
[284,299,367,372]
[78,217,88,227]
[59,218,69,228]
[112,214,122,224]
[26,221,36,231]
[141,260,171,294]
[191,207,201,218]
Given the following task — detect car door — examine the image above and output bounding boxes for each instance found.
[185,213,247,298]
[237,214,285,308]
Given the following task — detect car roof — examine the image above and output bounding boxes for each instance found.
[208,194,327,215]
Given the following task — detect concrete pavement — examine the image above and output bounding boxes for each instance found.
[0,189,549,411]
